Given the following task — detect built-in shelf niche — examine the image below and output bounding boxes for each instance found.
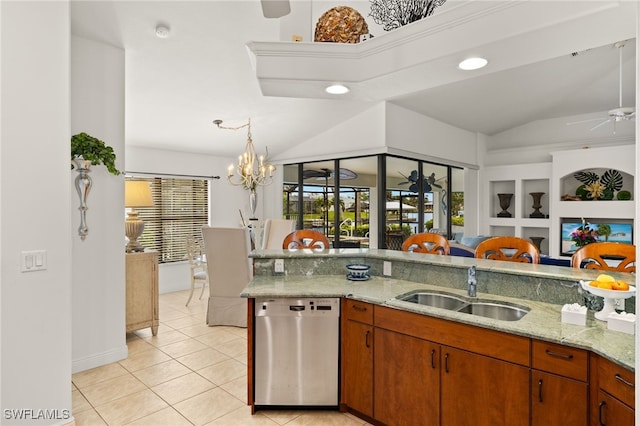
[559,168,634,201]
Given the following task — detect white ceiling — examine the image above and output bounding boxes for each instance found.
[70,1,636,160]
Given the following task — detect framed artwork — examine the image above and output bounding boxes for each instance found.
[560,218,633,256]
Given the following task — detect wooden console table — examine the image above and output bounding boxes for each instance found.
[125,251,159,335]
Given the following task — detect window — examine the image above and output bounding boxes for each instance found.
[127,177,209,263]
[283,154,464,249]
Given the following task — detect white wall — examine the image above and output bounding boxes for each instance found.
[385,103,479,168]
[71,36,127,373]
[485,113,635,166]
[273,102,388,163]
[1,0,73,421]
[125,146,250,293]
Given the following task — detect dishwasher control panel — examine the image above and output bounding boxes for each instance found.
[255,297,340,317]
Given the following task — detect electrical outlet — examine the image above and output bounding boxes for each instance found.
[383,261,392,276]
[274,259,285,274]
[614,298,625,311]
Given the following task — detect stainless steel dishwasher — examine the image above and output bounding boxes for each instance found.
[254,297,340,407]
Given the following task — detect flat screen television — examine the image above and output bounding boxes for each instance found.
[560,218,633,256]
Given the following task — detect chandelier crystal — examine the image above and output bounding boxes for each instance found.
[214,118,275,190]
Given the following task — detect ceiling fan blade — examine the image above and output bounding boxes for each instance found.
[566,117,607,126]
[261,0,290,18]
[303,169,328,179]
[589,118,611,131]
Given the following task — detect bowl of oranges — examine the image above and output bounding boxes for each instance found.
[580,274,635,298]
[579,274,636,321]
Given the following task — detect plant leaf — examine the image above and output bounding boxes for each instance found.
[573,171,599,184]
[600,169,623,191]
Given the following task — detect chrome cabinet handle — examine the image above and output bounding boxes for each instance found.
[598,401,606,426]
[352,305,367,312]
[538,379,543,403]
[365,330,370,348]
[545,349,573,360]
[444,353,449,373]
[430,349,436,369]
[615,373,634,388]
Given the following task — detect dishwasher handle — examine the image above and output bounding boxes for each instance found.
[289,305,305,311]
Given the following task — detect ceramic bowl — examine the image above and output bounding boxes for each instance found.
[346,263,371,278]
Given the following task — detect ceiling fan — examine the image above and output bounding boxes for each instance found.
[567,41,635,133]
[260,0,290,18]
[303,168,358,181]
[398,170,445,193]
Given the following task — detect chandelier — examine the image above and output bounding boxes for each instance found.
[213,118,275,191]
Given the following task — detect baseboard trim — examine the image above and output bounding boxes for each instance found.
[72,345,128,374]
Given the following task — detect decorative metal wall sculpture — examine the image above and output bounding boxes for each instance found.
[369,0,447,31]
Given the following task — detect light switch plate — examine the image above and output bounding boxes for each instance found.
[21,250,47,272]
[383,261,392,276]
[274,259,285,274]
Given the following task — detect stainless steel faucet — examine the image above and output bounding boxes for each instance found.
[467,265,477,297]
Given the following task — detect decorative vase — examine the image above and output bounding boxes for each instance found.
[249,188,258,220]
[73,156,92,240]
[497,193,513,217]
[530,236,545,252]
[529,192,545,218]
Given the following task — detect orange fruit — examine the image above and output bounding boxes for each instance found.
[612,280,630,291]
[589,280,599,287]
[596,274,615,282]
[597,281,614,290]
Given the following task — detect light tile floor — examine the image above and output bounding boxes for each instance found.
[72,289,370,426]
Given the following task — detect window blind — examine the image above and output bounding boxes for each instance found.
[127,177,209,263]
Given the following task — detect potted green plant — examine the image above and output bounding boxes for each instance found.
[71,132,121,175]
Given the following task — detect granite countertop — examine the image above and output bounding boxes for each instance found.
[243,273,635,371]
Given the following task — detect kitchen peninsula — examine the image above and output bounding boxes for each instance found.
[242,249,635,425]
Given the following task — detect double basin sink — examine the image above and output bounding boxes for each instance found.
[396,290,529,321]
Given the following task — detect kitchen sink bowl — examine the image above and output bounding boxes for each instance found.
[396,290,529,321]
[456,301,529,321]
[397,291,467,311]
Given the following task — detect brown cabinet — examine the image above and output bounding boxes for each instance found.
[440,345,529,426]
[338,300,634,426]
[341,300,373,417]
[591,354,635,426]
[531,340,588,425]
[372,305,530,426]
[374,328,439,426]
[125,251,159,335]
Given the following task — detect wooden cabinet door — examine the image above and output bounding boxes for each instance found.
[532,370,587,426]
[342,320,373,417]
[595,391,635,426]
[440,346,529,426]
[374,328,440,426]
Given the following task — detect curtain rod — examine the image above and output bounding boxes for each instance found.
[126,171,221,180]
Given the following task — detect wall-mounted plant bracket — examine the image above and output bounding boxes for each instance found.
[71,133,121,240]
[72,156,92,240]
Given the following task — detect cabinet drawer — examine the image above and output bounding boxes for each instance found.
[599,356,635,408]
[532,340,588,382]
[343,299,373,324]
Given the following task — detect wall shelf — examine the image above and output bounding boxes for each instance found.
[483,145,635,258]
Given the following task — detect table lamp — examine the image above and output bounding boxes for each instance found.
[125,181,154,253]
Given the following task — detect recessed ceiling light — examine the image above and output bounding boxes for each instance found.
[155,25,170,39]
[325,84,350,95]
[458,57,488,71]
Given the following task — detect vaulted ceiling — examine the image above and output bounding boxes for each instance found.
[70,1,637,159]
